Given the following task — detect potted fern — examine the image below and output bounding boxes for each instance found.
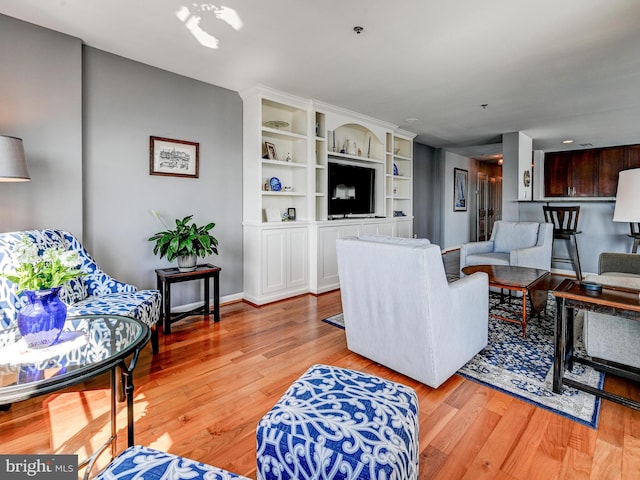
[149,214,218,271]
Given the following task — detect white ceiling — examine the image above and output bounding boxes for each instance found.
[2,0,640,155]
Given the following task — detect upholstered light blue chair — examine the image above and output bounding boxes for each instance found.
[336,235,488,389]
[256,364,419,480]
[459,220,554,275]
[0,229,161,353]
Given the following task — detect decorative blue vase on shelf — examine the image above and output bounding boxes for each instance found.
[17,287,67,349]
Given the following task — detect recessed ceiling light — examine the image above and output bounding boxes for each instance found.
[404,118,419,124]
[353,26,363,34]
[562,139,574,144]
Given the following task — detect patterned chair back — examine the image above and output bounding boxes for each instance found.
[0,229,133,329]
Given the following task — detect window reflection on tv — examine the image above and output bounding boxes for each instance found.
[328,163,375,217]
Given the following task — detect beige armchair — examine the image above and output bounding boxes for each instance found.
[459,220,553,276]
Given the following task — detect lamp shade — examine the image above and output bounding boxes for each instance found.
[613,168,640,222]
[0,135,30,182]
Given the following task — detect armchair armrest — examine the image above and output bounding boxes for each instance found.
[461,240,494,256]
[599,253,640,275]
[85,270,136,296]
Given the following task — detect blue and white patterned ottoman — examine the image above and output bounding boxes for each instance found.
[256,364,419,480]
[95,445,250,480]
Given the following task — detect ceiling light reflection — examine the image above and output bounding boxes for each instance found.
[176,4,243,50]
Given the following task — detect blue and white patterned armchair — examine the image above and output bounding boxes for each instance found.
[0,229,161,353]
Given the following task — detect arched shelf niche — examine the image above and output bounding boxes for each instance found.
[328,123,384,163]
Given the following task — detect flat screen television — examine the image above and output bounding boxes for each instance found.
[328,162,375,217]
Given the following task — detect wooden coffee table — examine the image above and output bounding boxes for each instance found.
[462,264,551,337]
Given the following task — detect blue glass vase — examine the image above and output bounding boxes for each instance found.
[17,287,67,349]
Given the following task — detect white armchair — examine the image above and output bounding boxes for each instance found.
[459,220,553,276]
[336,235,488,389]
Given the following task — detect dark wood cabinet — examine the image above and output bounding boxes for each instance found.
[626,145,640,170]
[571,149,597,197]
[544,150,597,197]
[544,143,640,197]
[598,147,625,197]
[544,152,571,197]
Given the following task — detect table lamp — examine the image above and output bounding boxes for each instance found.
[613,168,640,252]
[0,135,30,182]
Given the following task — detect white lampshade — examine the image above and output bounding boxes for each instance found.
[0,135,30,182]
[613,168,640,222]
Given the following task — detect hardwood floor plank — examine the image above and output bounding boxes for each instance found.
[558,447,592,480]
[1,287,640,479]
[589,439,623,480]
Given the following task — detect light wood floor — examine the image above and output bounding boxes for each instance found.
[2,279,640,478]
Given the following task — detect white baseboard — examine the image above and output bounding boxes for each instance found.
[170,292,244,314]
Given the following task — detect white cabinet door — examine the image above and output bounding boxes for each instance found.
[396,219,412,238]
[318,224,359,290]
[262,229,287,294]
[288,228,308,288]
[262,227,309,296]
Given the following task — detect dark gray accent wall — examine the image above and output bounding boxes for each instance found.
[413,142,441,244]
[0,14,82,235]
[83,47,243,303]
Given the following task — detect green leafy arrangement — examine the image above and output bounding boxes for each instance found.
[2,236,86,293]
[148,214,219,262]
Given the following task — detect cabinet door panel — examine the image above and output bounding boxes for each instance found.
[544,152,571,197]
[288,228,308,288]
[262,230,287,293]
[571,150,597,197]
[396,220,412,238]
[626,145,640,169]
[599,147,625,197]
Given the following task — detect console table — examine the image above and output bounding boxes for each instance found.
[0,315,150,479]
[552,279,640,410]
[155,264,221,334]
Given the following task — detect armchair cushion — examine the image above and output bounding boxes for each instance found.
[581,254,640,369]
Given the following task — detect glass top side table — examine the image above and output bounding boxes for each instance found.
[0,315,150,478]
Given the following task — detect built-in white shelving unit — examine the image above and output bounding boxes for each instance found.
[241,86,416,304]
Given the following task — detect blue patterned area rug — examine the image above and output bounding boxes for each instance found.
[322,313,344,329]
[321,292,603,428]
[459,292,603,429]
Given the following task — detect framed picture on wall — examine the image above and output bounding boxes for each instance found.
[150,136,199,178]
[454,168,468,211]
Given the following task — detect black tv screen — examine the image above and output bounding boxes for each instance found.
[328,163,375,216]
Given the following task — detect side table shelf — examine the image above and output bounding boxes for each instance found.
[155,264,221,334]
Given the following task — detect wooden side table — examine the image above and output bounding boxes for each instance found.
[155,264,221,334]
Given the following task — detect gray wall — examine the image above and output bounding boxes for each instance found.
[83,48,243,304]
[0,15,83,235]
[519,201,628,275]
[412,142,439,241]
[1,15,244,309]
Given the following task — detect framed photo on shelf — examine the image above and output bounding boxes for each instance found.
[265,208,281,222]
[264,141,278,160]
[287,207,296,221]
[150,136,199,178]
[453,168,468,211]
